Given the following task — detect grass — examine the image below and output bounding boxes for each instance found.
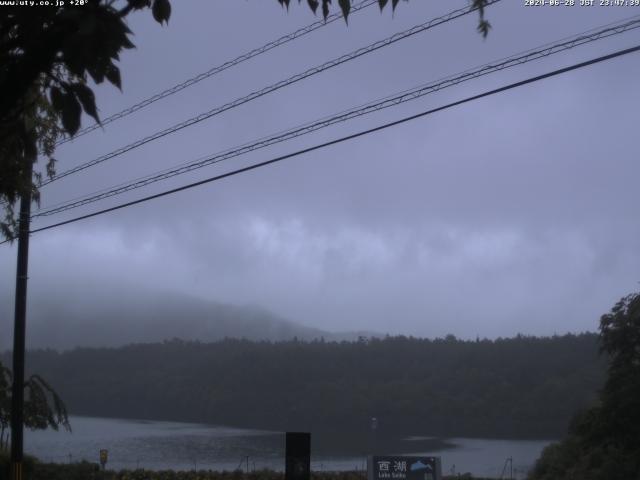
[0,453,498,480]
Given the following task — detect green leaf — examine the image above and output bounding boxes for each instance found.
[61,40,87,77]
[378,0,388,10]
[152,0,171,24]
[46,158,57,179]
[338,0,350,22]
[76,13,97,36]
[61,91,81,136]
[71,83,100,124]
[105,63,122,90]
[322,0,330,19]
[50,86,65,113]
[87,63,105,84]
[121,34,135,50]
[127,0,151,9]
[307,0,319,14]
[477,19,491,38]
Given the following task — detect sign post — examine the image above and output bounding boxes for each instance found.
[285,432,310,480]
[99,449,108,471]
[368,456,442,480]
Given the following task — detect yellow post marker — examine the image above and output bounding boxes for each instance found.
[100,449,108,470]
[11,461,22,480]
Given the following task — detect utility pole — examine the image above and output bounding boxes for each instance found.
[10,153,34,480]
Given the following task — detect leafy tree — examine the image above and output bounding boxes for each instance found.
[0,0,171,131]
[596,292,640,447]
[278,0,492,36]
[0,0,172,238]
[0,360,70,452]
[528,292,640,480]
[0,0,490,239]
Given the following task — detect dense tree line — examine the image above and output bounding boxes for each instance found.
[528,293,640,479]
[3,334,604,440]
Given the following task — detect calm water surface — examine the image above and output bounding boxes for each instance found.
[25,416,553,478]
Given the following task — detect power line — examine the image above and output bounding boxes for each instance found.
[2,43,636,246]
[55,0,379,145]
[32,16,640,218]
[36,15,640,215]
[40,0,500,186]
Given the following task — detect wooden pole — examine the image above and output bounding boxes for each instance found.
[10,157,33,480]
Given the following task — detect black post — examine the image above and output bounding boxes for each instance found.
[285,432,311,480]
[10,159,33,480]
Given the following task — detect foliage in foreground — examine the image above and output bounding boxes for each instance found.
[0,454,494,480]
[528,292,640,480]
[0,360,70,451]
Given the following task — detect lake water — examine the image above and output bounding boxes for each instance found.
[25,416,553,479]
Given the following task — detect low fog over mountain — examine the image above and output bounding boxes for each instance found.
[0,286,377,351]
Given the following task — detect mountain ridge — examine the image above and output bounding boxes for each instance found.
[0,288,379,351]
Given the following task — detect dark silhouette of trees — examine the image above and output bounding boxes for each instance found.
[0,0,171,237]
[0,360,70,451]
[529,292,640,480]
[8,333,604,440]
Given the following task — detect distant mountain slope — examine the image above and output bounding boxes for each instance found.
[0,288,373,350]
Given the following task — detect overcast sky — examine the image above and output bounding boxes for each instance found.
[2,0,640,344]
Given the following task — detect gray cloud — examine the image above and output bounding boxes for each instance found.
[2,0,639,347]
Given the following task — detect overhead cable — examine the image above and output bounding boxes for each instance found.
[2,43,634,246]
[56,0,379,145]
[32,16,640,218]
[41,0,501,186]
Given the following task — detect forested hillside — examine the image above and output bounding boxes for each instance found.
[8,334,604,440]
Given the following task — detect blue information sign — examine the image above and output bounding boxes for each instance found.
[368,456,441,480]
